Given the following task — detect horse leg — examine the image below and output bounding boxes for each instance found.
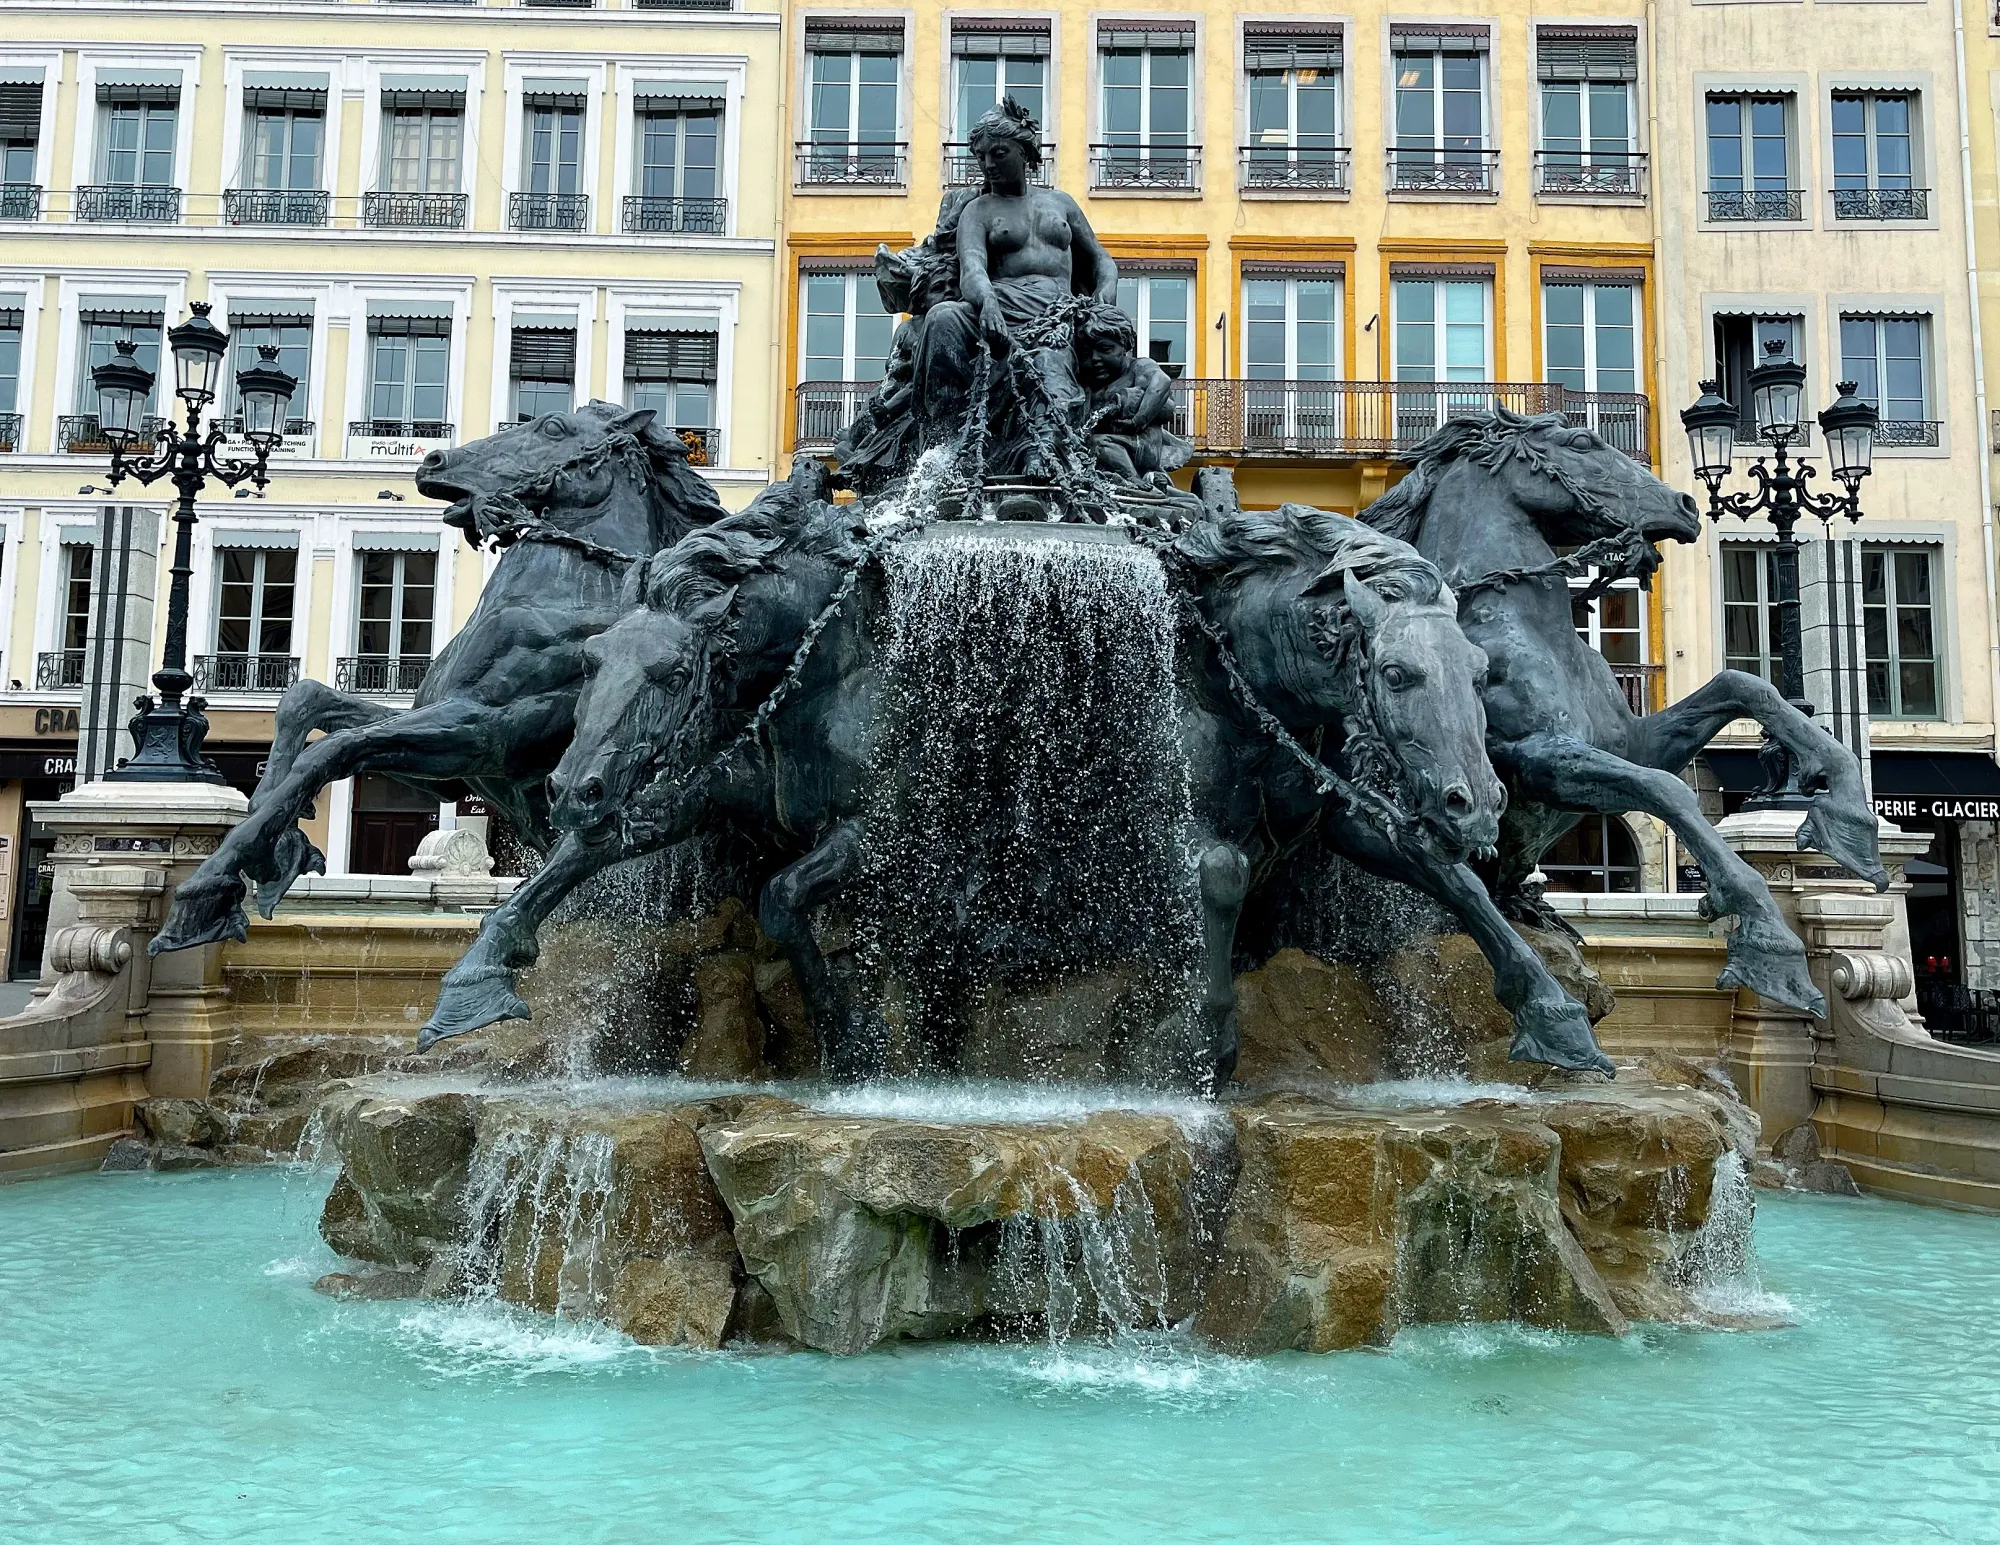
[258,679,398,807]
[421,831,627,1047]
[1624,668,1886,890]
[1195,840,1251,1089]
[1501,731,1827,1017]
[759,821,873,1080]
[1325,812,1612,1075]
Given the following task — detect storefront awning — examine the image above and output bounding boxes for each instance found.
[1703,748,2000,821]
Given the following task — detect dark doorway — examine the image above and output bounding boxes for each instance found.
[348,774,439,876]
[11,776,74,979]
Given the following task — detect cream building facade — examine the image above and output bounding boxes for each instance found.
[0,0,785,975]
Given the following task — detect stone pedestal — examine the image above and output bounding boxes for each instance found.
[1715,805,1932,1146]
[30,779,249,1098]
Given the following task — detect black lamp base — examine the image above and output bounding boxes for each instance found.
[105,692,226,784]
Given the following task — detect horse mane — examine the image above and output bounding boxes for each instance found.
[1175,499,1448,607]
[638,471,857,616]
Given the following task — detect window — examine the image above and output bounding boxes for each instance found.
[1720,542,1780,685]
[355,549,436,664]
[76,308,163,416]
[1840,315,1932,443]
[1544,281,1641,453]
[1833,93,1921,219]
[349,773,439,877]
[1536,30,1638,195]
[1862,546,1940,719]
[1391,31,1490,191]
[804,21,903,182]
[367,315,450,430]
[1393,277,1492,440]
[383,99,462,194]
[96,88,177,187]
[227,311,311,432]
[60,543,92,658]
[1705,95,1798,220]
[1243,273,1339,445]
[631,95,722,232]
[799,271,893,383]
[508,323,576,422]
[1243,26,1343,189]
[1539,816,1642,893]
[953,23,1047,138]
[0,302,21,421]
[0,78,41,207]
[1571,570,1645,667]
[241,87,325,192]
[523,92,584,195]
[1115,272,1192,373]
[213,547,297,687]
[625,329,718,454]
[1713,314,1804,441]
[1098,24,1196,186]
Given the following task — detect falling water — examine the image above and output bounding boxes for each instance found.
[1675,1151,1789,1317]
[449,1110,620,1320]
[857,532,1202,1072]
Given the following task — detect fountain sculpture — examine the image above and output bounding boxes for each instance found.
[142,101,1886,1356]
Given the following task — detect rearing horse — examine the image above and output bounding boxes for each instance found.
[150,402,726,954]
[1362,410,1887,1016]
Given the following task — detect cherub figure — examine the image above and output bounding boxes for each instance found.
[1075,302,1193,483]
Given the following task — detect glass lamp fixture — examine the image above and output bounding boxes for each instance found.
[91,339,156,448]
[1748,337,1806,442]
[1680,379,1738,488]
[1818,380,1879,501]
[167,300,230,408]
[234,344,299,450]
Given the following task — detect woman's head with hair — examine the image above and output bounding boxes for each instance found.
[967,96,1044,181]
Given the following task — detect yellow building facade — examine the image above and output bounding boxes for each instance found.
[0,0,785,975]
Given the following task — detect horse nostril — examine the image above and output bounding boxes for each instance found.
[1678,492,1701,520]
[418,449,447,476]
[1443,784,1474,817]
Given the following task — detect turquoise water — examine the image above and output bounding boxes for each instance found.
[2,1168,1997,1544]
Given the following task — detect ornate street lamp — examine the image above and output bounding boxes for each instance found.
[90,301,296,782]
[1681,339,1878,807]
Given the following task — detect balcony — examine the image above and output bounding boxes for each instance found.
[1833,187,1930,221]
[1875,419,1942,448]
[795,141,907,187]
[75,184,181,222]
[1705,188,1804,222]
[0,413,19,453]
[336,655,432,695]
[622,195,728,234]
[1534,151,1647,199]
[224,188,330,227]
[347,420,454,459]
[1088,143,1200,192]
[508,192,589,232]
[1239,146,1349,193]
[0,183,41,221]
[943,143,1054,189]
[1387,147,1498,194]
[35,651,85,691]
[58,414,169,455]
[1610,662,1663,717]
[193,654,301,694]
[795,379,1651,463]
[362,191,468,229]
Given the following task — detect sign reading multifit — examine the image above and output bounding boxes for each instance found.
[1873,797,2000,823]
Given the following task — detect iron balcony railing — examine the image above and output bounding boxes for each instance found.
[192,654,301,693]
[1388,147,1499,193]
[0,183,41,220]
[796,379,1651,463]
[1610,662,1663,717]
[634,0,733,7]
[1738,416,1812,449]
[622,194,728,234]
[75,184,182,222]
[942,143,1055,189]
[0,413,20,453]
[58,413,169,454]
[1874,419,1942,448]
[349,419,453,442]
[673,426,715,466]
[508,192,589,231]
[795,141,907,186]
[1238,146,1350,192]
[1534,150,1648,198]
[224,188,331,226]
[1088,142,1201,191]
[1833,186,1930,221]
[1705,188,1804,221]
[363,191,469,229]
[35,651,86,690]
[335,655,431,695]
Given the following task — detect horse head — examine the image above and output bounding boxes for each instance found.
[415,400,724,554]
[1179,503,1505,863]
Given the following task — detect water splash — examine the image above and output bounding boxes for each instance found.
[450,1113,620,1321]
[1679,1151,1793,1319]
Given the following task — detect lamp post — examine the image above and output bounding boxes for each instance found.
[90,300,297,782]
[1681,338,1879,806]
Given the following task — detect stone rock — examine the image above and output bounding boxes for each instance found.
[211,1042,402,1112]
[700,1108,1235,1355]
[314,1269,425,1301]
[1516,922,1618,1025]
[216,1144,278,1167]
[611,1256,738,1349]
[1195,1094,1626,1355]
[136,1097,225,1148]
[754,959,817,1079]
[99,1136,153,1172]
[1375,934,1524,1080]
[225,1107,311,1155]
[316,1083,480,1267]
[679,955,766,1079]
[400,1020,558,1081]
[151,1142,223,1172]
[1233,948,1392,1090]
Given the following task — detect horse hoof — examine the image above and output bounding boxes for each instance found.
[1799,801,1890,892]
[1507,996,1614,1076]
[254,832,327,919]
[420,970,532,1049]
[1716,954,1827,1018]
[149,880,251,956]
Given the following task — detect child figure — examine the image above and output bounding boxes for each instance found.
[1074,302,1194,483]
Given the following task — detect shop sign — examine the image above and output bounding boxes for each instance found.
[33,708,78,736]
[1873,796,2000,822]
[0,751,78,778]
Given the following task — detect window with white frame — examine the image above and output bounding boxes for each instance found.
[0,75,43,194]
[74,305,164,421]
[1570,569,1646,668]
[365,313,451,433]
[1115,271,1192,372]
[1832,92,1922,220]
[803,20,903,183]
[625,329,717,461]
[1543,279,1642,454]
[799,270,893,383]
[632,91,723,232]
[1242,25,1343,189]
[94,79,178,187]
[59,542,92,661]
[1862,544,1941,719]
[380,83,463,195]
[0,300,21,430]
[952,22,1047,140]
[1705,94,1798,220]
[239,78,325,192]
[1536,29,1638,195]
[1713,313,1804,442]
[1719,542,1779,685]
[355,549,436,665]
[1839,313,1933,444]
[1392,275,1493,440]
[1390,30,1490,191]
[211,545,297,689]
[1243,270,1339,446]
[522,87,585,195]
[226,309,311,434]
[507,322,576,423]
[1097,23,1196,186]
